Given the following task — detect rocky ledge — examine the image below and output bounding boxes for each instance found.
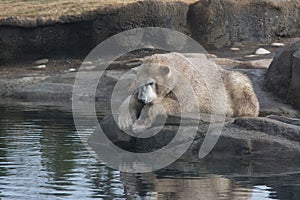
[89,113,300,161]
[1,0,300,62]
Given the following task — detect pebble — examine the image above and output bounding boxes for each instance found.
[82,61,93,65]
[32,64,46,69]
[230,47,240,51]
[207,54,217,58]
[82,65,96,70]
[67,68,76,72]
[271,42,285,47]
[34,58,49,65]
[255,48,271,55]
[245,54,258,58]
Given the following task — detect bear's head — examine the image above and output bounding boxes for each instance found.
[132,63,177,104]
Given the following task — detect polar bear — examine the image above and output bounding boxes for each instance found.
[118,52,259,133]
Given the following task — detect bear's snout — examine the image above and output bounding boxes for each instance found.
[137,84,157,104]
[138,97,147,104]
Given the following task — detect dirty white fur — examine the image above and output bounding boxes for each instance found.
[118,52,259,133]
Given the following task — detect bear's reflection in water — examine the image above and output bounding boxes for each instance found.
[121,173,252,200]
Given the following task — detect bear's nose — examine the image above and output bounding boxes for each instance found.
[138,95,147,103]
[139,98,146,103]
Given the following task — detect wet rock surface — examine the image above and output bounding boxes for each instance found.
[88,113,300,161]
[13,82,73,101]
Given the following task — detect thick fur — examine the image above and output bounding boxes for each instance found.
[118,53,259,133]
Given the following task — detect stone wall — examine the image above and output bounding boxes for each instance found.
[1,0,300,63]
[188,0,300,48]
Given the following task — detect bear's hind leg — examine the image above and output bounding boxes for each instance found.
[224,71,259,117]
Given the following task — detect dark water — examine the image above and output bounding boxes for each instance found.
[0,103,299,200]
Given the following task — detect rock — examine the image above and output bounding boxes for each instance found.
[13,82,73,101]
[0,21,93,62]
[234,117,300,142]
[125,61,143,68]
[265,40,300,108]
[0,80,8,97]
[245,55,258,58]
[34,58,49,65]
[271,42,285,47]
[210,58,271,69]
[82,61,93,65]
[230,47,240,51]
[67,68,76,72]
[2,0,300,62]
[267,115,300,127]
[182,53,217,59]
[0,76,49,97]
[290,50,300,108]
[207,54,217,58]
[81,65,96,71]
[88,114,300,160]
[106,58,144,70]
[255,48,271,55]
[236,59,272,69]
[92,0,190,46]
[188,0,300,48]
[0,16,38,28]
[32,64,46,69]
[237,69,299,118]
[209,58,242,68]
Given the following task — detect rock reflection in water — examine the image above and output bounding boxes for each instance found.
[121,173,252,200]
[0,102,299,200]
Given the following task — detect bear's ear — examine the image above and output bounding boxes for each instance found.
[159,65,170,76]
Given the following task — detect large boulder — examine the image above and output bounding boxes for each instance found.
[92,0,190,44]
[188,0,300,48]
[0,0,189,63]
[88,114,300,160]
[265,40,300,108]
